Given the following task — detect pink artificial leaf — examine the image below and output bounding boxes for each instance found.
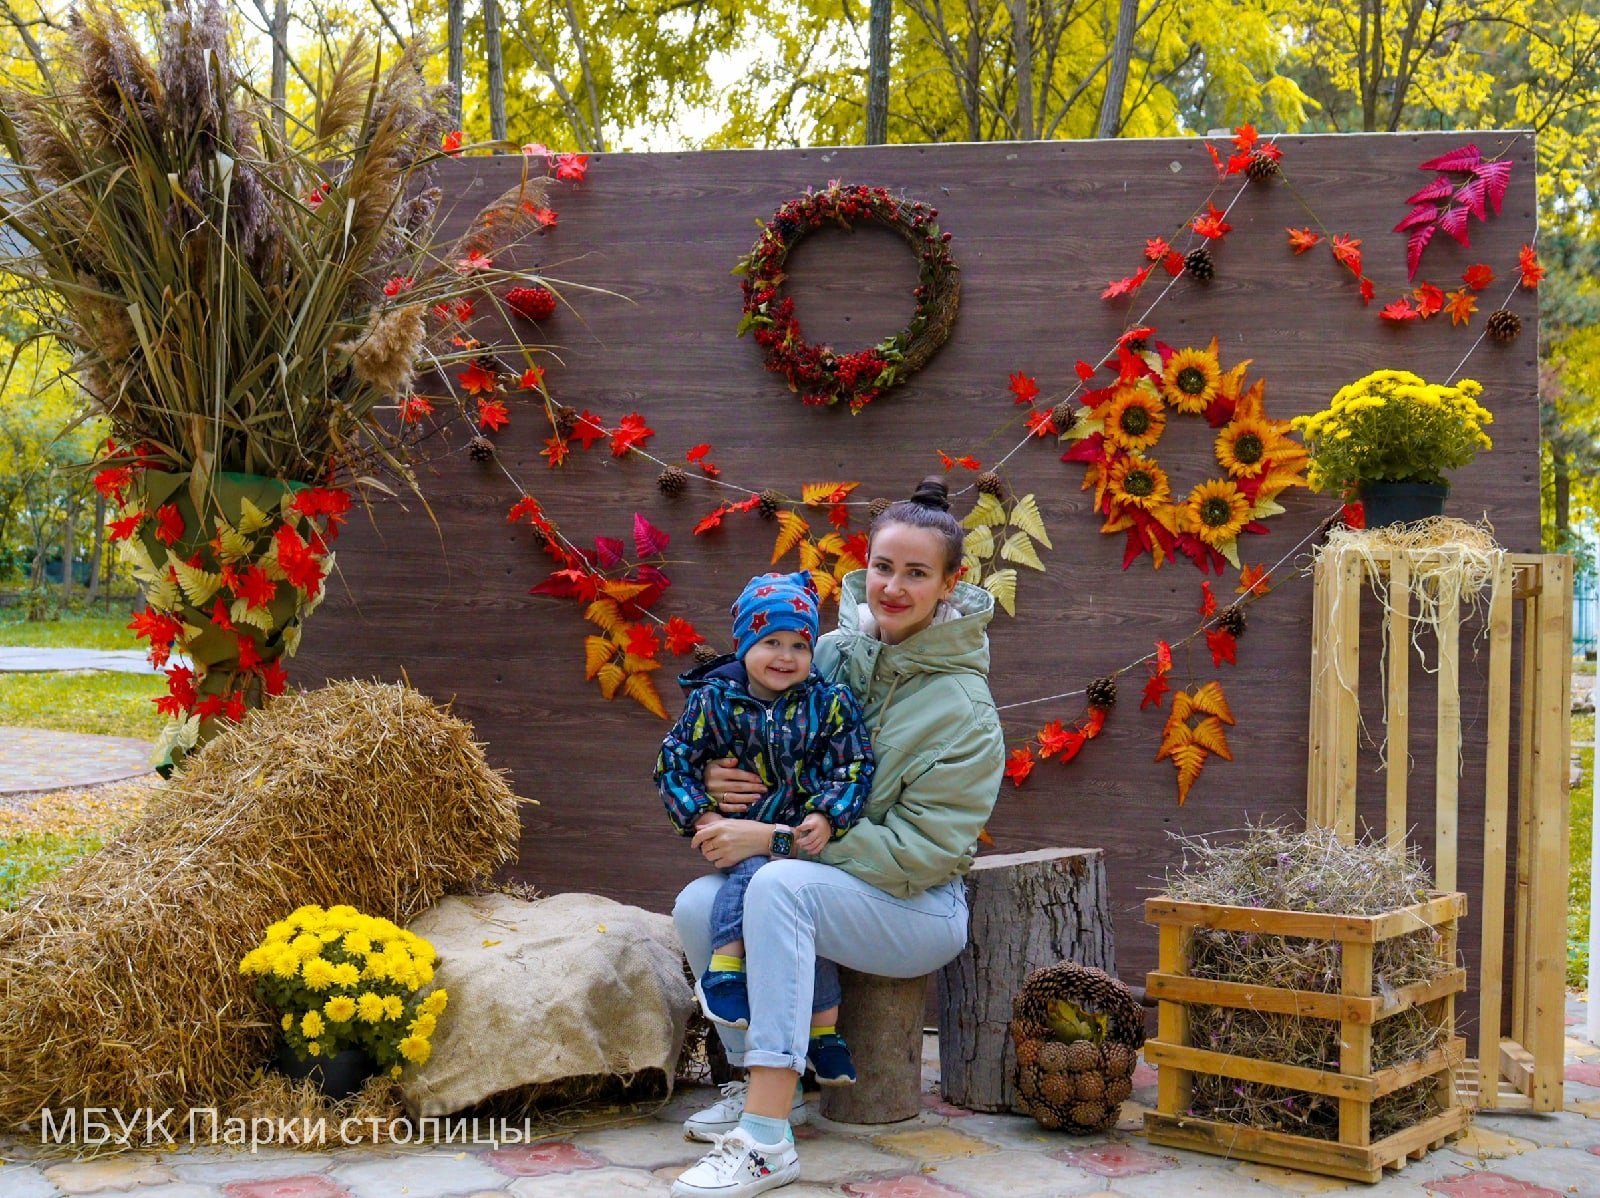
[1457,176,1488,221]
[1475,159,1511,213]
[1406,224,1437,281]
[1393,204,1440,233]
[632,513,670,559]
[634,563,672,591]
[1417,143,1481,173]
[593,535,626,568]
[1438,204,1472,246]
[1405,177,1456,205]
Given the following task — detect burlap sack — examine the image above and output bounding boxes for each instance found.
[400,892,694,1118]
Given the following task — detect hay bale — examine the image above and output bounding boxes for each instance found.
[0,680,523,1131]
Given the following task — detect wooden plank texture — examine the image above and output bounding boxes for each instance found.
[295,133,1540,997]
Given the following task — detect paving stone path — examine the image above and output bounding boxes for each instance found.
[0,726,154,796]
[0,647,167,674]
[2,998,1597,1198]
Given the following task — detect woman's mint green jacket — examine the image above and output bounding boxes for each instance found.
[808,570,1005,897]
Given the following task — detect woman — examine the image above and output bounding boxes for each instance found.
[671,477,1005,1198]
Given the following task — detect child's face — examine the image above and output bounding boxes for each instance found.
[742,630,813,700]
[867,522,958,644]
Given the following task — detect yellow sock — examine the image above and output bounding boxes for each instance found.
[709,953,744,974]
[810,1023,836,1037]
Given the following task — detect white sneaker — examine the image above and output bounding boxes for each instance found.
[670,1128,800,1198]
[683,1080,808,1142]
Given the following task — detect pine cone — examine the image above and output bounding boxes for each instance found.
[658,466,688,496]
[693,642,721,664]
[1037,1041,1072,1074]
[976,471,1005,498]
[1185,247,1215,282]
[1218,606,1246,637]
[1017,1063,1042,1100]
[467,435,494,462]
[1013,962,1146,1050]
[1063,1040,1100,1073]
[1105,1076,1134,1105]
[553,405,578,437]
[1245,151,1280,182]
[1087,675,1117,709]
[1487,309,1522,342]
[758,490,783,520]
[473,354,500,376]
[1034,1106,1063,1130]
[1101,1042,1138,1076]
[1123,337,1149,354]
[1014,1038,1041,1069]
[1069,1101,1108,1130]
[1051,401,1077,433]
[1073,1071,1106,1102]
[868,497,893,519]
[1040,1072,1075,1108]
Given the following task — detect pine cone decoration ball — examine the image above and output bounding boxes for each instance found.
[1087,675,1117,709]
[1245,151,1280,182]
[1102,1042,1137,1076]
[1018,1064,1042,1100]
[1073,1071,1106,1102]
[1218,606,1247,637]
[1487,309,1522,341]
[1105,1076,1134,1105]
[1015,1038,1041,1069]
[758,490,783,520]
[1040,1072,1076,1108]
[658,466,688,496]
[868,497,893,519]
[1037,1041,1072,1073]
[693,642,721,664]
[976,471,1005,498]
[467,435,494,462]
[1070,1101,1107,1129]
[1185,247,1215,281]
[1062,1039,1101,1073]
[1051,401,1077,433]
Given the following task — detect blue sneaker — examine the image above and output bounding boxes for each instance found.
[697,969,750,1029]
[807,1032,857,1087]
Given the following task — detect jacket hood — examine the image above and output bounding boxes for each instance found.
[833,570,993,678]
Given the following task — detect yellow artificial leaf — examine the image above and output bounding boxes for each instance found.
[814,571,837,605]
[1008,494,1052,549]
[237,496,273,534]
[771,510,810,564]
[1168,691,1196,725]
[1155,716,1193,762]
[814,532,845,556]
[1250,497,1286,521]
[1000,530,1045,571]
[960,555,983,582]
[596,662,626,699]
[584,598,624,632]
[801,480,859,506]
[1220,538,1242,571]
[798,539,824,571]
[624,671,668,718]
[599,579,650,603]
[282,622,302,657]
[1171,741,1209,805]
[982,568,1017,616]
[622,653,662,673]
[832,551,863,580]
[584,635,617,681]
[213,520,252,562]
[1192,716,1233,761]
[145,574,181,612]
[963,524,995,561]
[961,492,1006,530]
[1191,680,1236,724]
[232,598,275,632]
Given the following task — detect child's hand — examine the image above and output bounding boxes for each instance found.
[795,813,831,854]
[693,811,725,831]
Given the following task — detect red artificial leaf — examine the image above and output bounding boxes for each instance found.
[609,412,655,457]
[477,399,510,431]
[1008,371,1039,404]
[592,535,626,568]
[1458,176,1488,220]
[686,443,713,463]
[1380,297,1419,322]
[1518,244,1545,289]
[441,130,464,156]
[633,512,670,558]
[1287,227,1322,255]
[1117,325,1155,348]
[1035,720,1072,759]
[1161,249,1186,276]
[541,436,570,468]
[1437,204,1471,246]
[1074,360,1096,382]
[455,250,494,274]
[1144,236,1172,262]
[507,496,544,524]
[1232,123,1259,152]
[954,455,981,470]
[937,450,955,469]
[1476,159,1511,213]
[1025,409,1058,438]
[1155,640,1173,674]
[1225,151,1254,176]
[93,466,132,499]
[1191,201,1233,241]
[1392,204,1439,233]
[1358,276,1375,305]
[1237,563,1271,596]
[1418,143,1481,172]
[624,623,662,659]
[1004,746,1036,788]
[1205,140,1225,177]
[1199,581,1217,618]
[154,503,185,547]
[1206,626,1238,667]
[1406,223,1439,280]
[1444,287,1478,326]
[553,152,589,182]
[235,633,260,670]
[1141,672,1171,711]
[383,275,414,296]
[1406,177,1457,205]
[664,616,704,656]
[570,411,608,451]
[1054,726,1087,764]
[520,365,546,390]
[236,564,277,609]
[260,659,288,696]
[1083,705,1107,738]
[1101,266,1151,300]
[400,396,434,424]
[1462,263,1494,291]
[1330,234,1362,275]
[108,512,145,541]
[458,363,498,396]
[1413,282,1446,318]
[694,504,732,535]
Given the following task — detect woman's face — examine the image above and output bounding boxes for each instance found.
[866,522,958,645]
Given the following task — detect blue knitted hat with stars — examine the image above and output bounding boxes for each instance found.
[731,570,820,661]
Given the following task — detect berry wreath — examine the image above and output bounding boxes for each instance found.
[735,182,960,413]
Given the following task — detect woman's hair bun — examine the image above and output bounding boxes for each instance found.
[909,475,951,512]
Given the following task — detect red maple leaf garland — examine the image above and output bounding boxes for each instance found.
[1394,143,1512,279]
[1517,244,1544,289]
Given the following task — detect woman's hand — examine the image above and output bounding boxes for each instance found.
[691,819,773,868]
[703,758,768,815]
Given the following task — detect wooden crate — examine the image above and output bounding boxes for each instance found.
[1306,547,1571,1111]
[1143,892,1470,1184]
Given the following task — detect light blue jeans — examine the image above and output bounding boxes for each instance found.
[674,860,969,1073]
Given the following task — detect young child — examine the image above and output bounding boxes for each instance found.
[656,569,873,1086]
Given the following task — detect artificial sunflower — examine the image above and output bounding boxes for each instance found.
[1104,384,1167,453]
[1107,455,1172,513]
[1180,480,1251,546]
[1162,344,1222,413]
[1215,417,1275,479]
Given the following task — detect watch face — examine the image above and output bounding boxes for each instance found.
[771,829,794,858]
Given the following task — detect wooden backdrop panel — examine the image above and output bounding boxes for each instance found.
[299,133,1540,1001]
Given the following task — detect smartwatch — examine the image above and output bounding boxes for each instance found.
[770,824,795,858]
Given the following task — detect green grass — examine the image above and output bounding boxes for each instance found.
[0,831,101,908]
[0,612,139,651]
[1571,711,1595,987]
[0,670,165,739]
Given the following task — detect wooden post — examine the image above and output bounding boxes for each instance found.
[935,848,1114,1112]
[818,969,925,1124]
[1477,555,1513,1108]
[1385,556,1412,849]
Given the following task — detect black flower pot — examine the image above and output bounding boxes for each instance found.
[1358,481,1448,527]
[275,1040,377,1100]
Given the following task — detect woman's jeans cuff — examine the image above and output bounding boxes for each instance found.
[742,1049,808,1072]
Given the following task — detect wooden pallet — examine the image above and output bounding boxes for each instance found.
[1144,893,1468,1184]
[1306,547,1571,1112]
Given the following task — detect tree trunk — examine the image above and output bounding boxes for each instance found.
[85,493,106,605]
[448,0,465,129]
[1096,0,1137,137]
[484,0,508,147]
[1009,0,1034,139]
[866,0,891,144]
[1554,452,1571,542]
[818,969,926,1124]
[58,501,75,603]
[937,847,1114,1112]
[271,0,288,141]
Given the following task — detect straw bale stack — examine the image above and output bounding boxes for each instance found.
[0,680,523,1130]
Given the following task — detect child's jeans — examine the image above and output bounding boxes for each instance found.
[710,856,842,1013]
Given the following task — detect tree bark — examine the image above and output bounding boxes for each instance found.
[866,0,891,144]
[484,0,508,146]
[271,0,288,140]
[818,969,926,1124]
[1010,0,1034,139]
[937,847,1114,1112]
[1096,0,1137,137]
[59,498,76,603]
[448,0,465,129]
[1554,453,1571,542]
[85,493,106,605]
